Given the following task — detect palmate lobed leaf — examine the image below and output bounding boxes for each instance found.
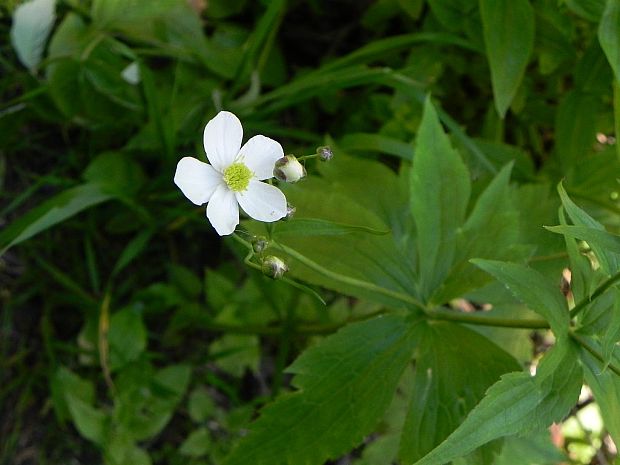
[257,151,419,309]
[411,97,470,301]
[413,338,582,465]
[224,314,422,465]
[399,321,520,464]
[430,163,520,304]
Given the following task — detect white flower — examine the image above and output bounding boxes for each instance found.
[174,111,287,235]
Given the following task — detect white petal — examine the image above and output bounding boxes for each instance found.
[174,157,222,205]
[235,180,287,223]
[203,111,243,172]
[238,135,284,180]
[207,184,239,235]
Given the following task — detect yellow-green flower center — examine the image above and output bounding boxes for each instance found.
[223,162,253,192]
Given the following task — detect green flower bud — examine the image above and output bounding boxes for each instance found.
[316,146,333,161]
[261,256,288,279]
[273,155,306,183]
[252,236,268,253]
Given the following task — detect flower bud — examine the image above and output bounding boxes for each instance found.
[252,236,268,253]
[316,146,333,161]
[273,155,306,183]
[261,256,288,279]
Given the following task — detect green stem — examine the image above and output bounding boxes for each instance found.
[570,331,620,377]
[231,233,325,304]
[296,154,318,161]
[570,270,620,318]
[427,308,550,329]
[272,241,426,311]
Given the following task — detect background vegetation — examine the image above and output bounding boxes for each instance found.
[2,0,620,464]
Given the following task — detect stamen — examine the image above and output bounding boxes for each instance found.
[223,162,253,192]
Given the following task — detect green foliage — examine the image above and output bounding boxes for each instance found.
[3,0,620,464]
[399,322,520,464]
[472,259,570,336]
[413,339,583,465]
[479,0,534,117]
[411,97,470,300]
[224,315,421,465]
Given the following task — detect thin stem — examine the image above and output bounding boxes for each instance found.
[427,308,550,329]
[231,233,326,304]
[296,154,318,161]
[570,331,620,377]
[271,241,427,311]
[570,270,620,318]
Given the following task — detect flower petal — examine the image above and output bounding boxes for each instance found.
[174,157,222,205]
[207,184,239,235]
[203,111,243,171]
[238,135,284,180]
[235,180,287,222]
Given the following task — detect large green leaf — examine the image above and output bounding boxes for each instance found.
[9,0,56,72]
[431,164,521,303]
[255,152,418,309]
[399,322,520,464]
[413,339,582,465]
[411,97,470,300]
[224,315,421,465]
[0,183,113,255]
[471,259,570,335]
[479,0,534,117]
[599,0,620,82]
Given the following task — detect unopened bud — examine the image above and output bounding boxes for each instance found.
[252,236,268,253]
[316,146,333,161]
[261,256,288,279]
[273,155,306,183]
